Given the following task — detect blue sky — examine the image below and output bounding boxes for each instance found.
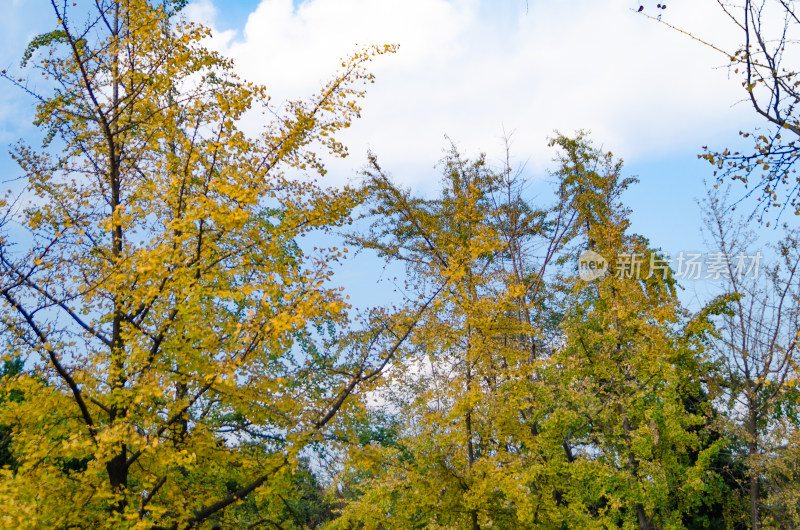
[211,0,263,29]
[0,0,781,310]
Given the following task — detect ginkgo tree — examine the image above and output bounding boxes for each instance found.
[646,0,800,219]
[334,134,731,529]
[549,134,730,529]
[334,142,575,529]
[0,1,397,528]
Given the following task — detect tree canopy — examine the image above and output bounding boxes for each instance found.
[0,1,397,527]
[0,1,798,529]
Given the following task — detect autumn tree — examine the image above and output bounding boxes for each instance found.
[702,192,800,529]
[334,133,736,529]
[649,0,800,219]
[0,1,397,528]
[333,141,576,528]
[549,134,731,529]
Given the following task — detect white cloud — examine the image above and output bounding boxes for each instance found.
[191,0,752,186]
[183,0,238,50]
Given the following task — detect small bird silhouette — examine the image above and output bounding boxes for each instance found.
[638,5,644,11]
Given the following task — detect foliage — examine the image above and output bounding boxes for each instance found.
[543,134,728,529]
[702,192,800,529]
[335,141,567,528]
[0,355,24,472]
[0,1,396,528]
[652,0,800,219]
[705,0,800,219]
[333,134,735,529]
[1,2,797,528]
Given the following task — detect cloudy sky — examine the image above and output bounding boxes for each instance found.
[0,0,770,307]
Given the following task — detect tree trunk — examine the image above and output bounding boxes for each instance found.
[636,503,651,530]
[466,327,478,530]
[748,409,760,530]
[106,447,128,513]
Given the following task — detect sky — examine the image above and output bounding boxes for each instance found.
[0,0,781,309]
